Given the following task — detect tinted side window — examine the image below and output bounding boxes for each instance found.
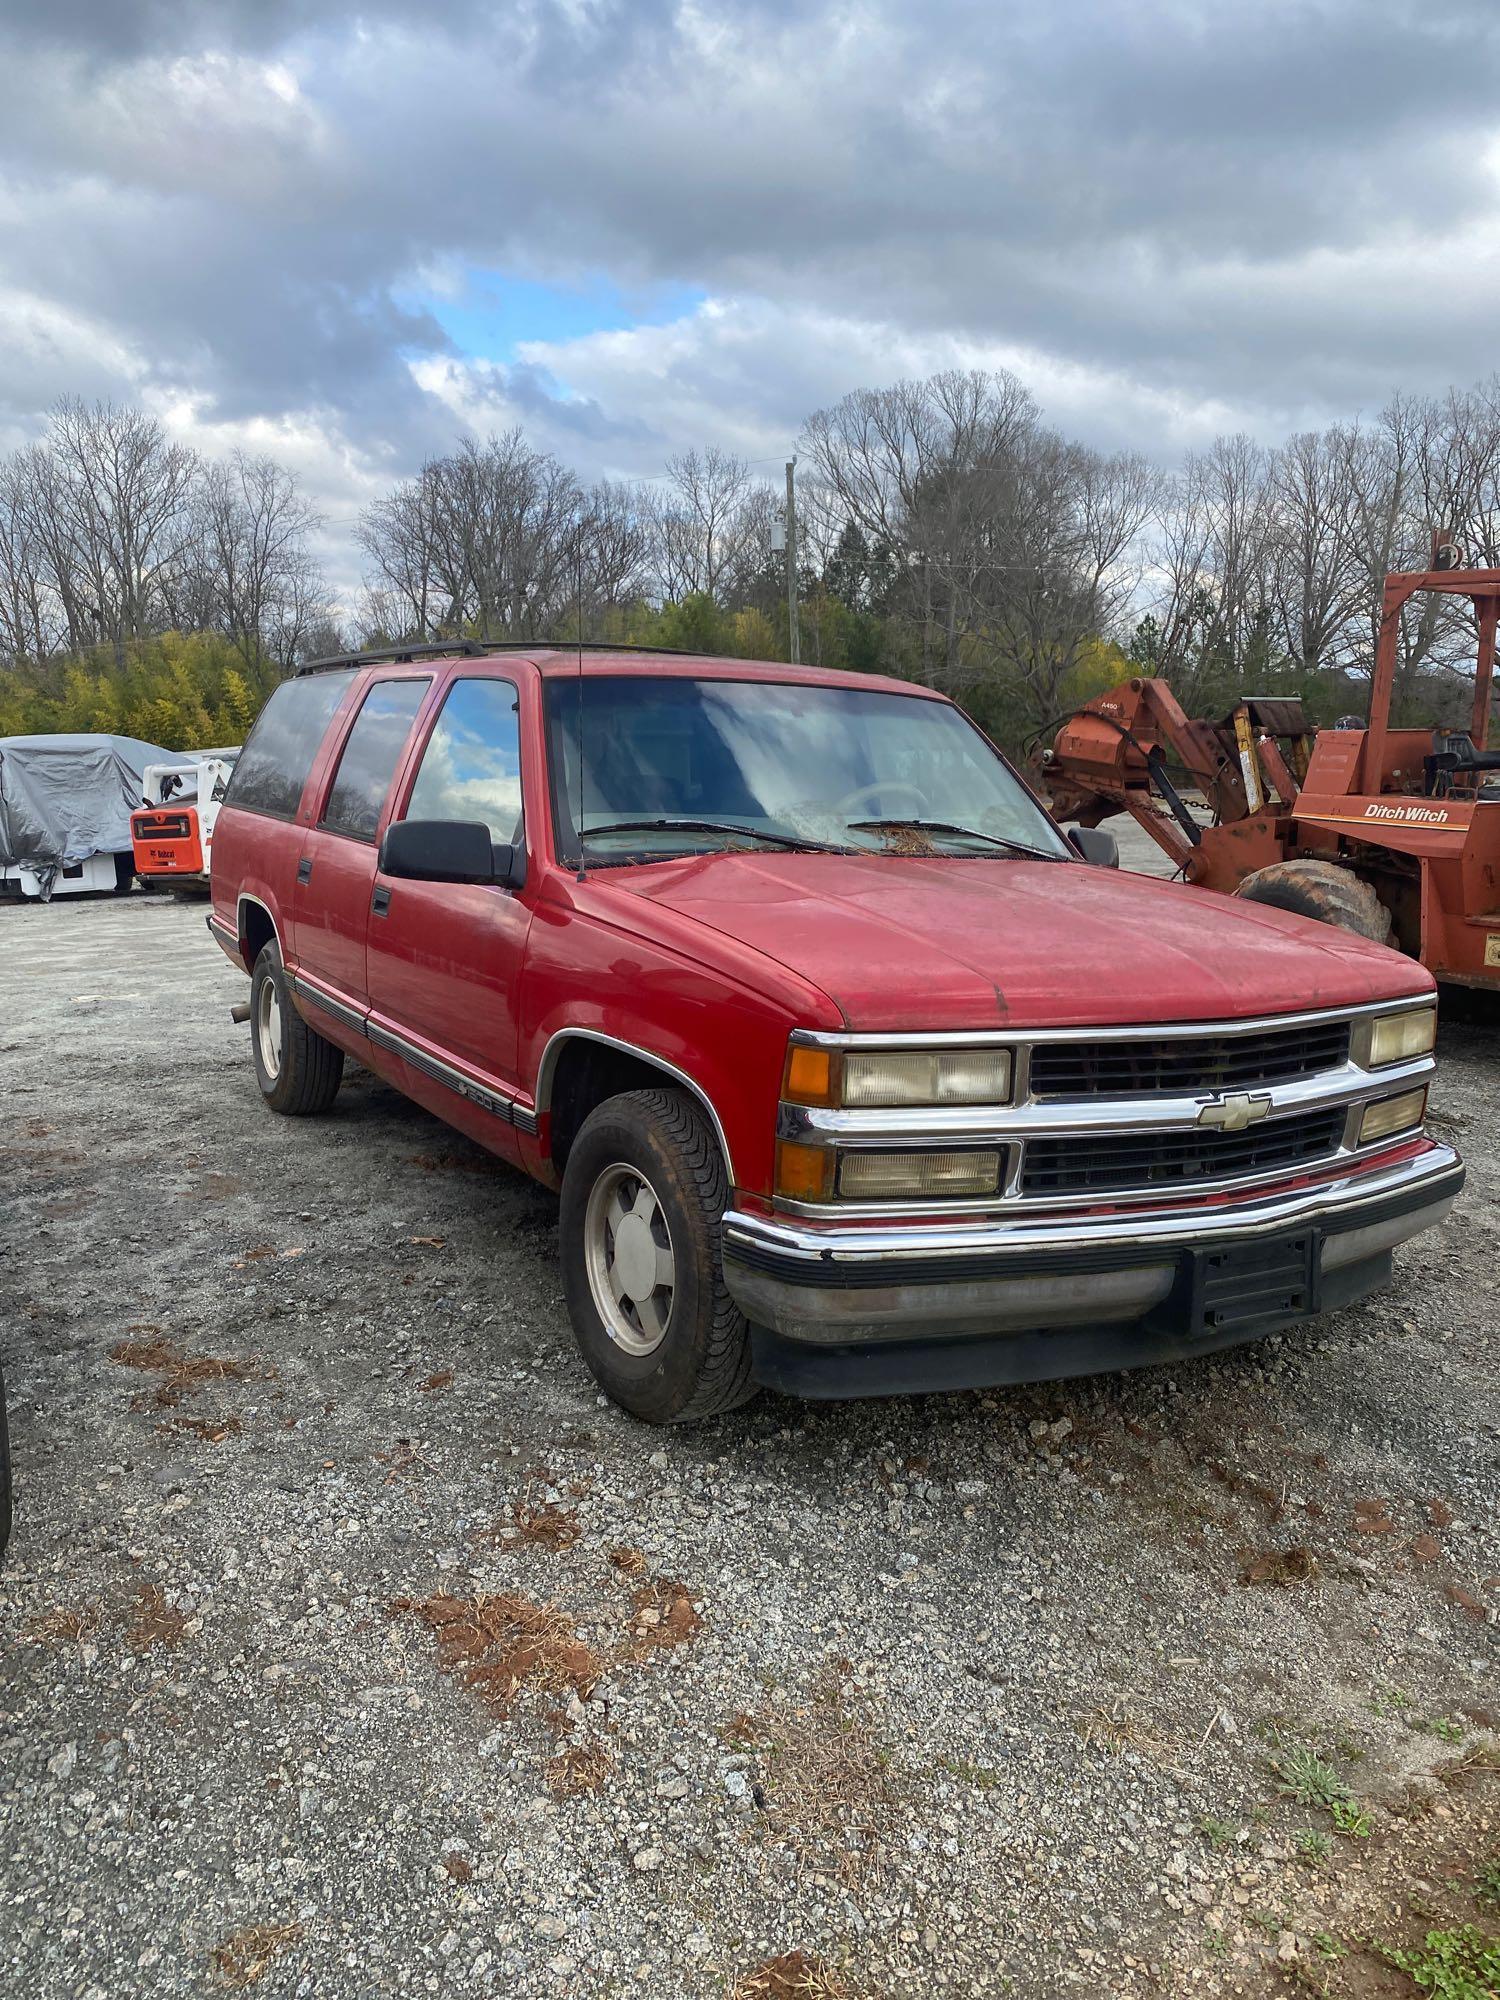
[321,678,431,841]
[404,679,523,842]
[224,672,356,820]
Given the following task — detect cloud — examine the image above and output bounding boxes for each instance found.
[2,0,1499,607]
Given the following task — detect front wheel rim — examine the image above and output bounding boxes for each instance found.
[583,1162,676,1357]
[256,974,282,1082]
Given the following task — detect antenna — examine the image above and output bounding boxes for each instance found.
[574,521,587,883]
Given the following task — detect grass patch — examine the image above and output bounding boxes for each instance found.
[1268,1746,1374,1840]
[1197,1814,1241,1852]
[733,1672,906,1883]
[1377,1925,1500,1999]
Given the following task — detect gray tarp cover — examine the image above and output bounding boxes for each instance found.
[0,733,173,897]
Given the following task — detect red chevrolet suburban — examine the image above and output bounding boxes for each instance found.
[209,642,1463,1423]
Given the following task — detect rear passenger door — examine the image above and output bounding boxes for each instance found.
[293,673,431,1010]
[365,675,533,1103]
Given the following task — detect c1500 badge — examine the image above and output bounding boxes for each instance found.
[1486,934,1500,968]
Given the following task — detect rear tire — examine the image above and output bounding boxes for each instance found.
[559,1088,757,1425]
[1234,858,1392,943]
[250,939,344,1116]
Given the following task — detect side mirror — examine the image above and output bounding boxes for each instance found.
[1067,824,1119,868]
[379,819,524,888]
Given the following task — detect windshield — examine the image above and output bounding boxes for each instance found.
[545,675,1069,863]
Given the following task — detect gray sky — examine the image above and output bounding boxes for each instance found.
[3,0,1498,585]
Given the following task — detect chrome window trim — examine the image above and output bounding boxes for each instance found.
[533,1028,735,1183]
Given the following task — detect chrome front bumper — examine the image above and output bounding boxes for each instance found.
[721,1143,1463,1349]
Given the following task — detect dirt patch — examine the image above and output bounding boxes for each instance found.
[390,1591,602,1718]
[623,1578,701,1657]
[1243,1545,1321,1587]
[156,1415,244,1444]
[23,1605,99,1646]
[209,1920,304,1989]
[731,1952,869,2000]
[109,1333,264,1409]
[126,1583,190,1653]
[546,1743,612,1797]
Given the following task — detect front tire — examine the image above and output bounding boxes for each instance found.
[250,940,344,1116]
[559,1088,757,1424]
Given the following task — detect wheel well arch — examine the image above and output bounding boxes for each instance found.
[536,1031,735,1184]
[237,894,279,972]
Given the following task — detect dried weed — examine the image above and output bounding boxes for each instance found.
[209,1920,303,1989]
[731,1952,866,2000]
[126,1583,190,1653]
[390,1591,601,1717]
[23,1605,99,1645]
[545,1743,612,1797]
[733,1674,904,1882]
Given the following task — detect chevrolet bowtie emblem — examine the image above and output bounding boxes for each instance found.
[1197,1091,1273,1133]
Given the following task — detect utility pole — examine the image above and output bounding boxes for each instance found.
[784,456,800,664]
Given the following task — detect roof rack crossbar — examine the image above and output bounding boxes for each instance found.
[296,637,696,676]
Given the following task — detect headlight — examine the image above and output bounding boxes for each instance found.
[837,1149,1002,1200]
[774,1139,1003,1202]
[1358,1086,1428,1146]
[783,1042,1013,1108]
[1355,1007,1436,1068]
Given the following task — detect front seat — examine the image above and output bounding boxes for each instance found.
[1424,728,1500,795]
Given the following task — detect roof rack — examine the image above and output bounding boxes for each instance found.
[296,637,696,677]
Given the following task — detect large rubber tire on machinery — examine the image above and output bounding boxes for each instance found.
[1234,858,1392,943]
[559,1087,759,1425]
[250,938,345,1115]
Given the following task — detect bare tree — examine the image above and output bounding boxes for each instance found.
[644,447,766,604]
[196,451,324,667]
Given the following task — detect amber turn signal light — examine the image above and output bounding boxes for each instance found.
[775,1140,836,1201]
[783,1044,836,1106]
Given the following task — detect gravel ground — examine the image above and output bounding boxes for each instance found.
[0,859,1495,2000]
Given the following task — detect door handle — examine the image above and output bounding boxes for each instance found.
[372,886,391,917]
[296,857,313,884]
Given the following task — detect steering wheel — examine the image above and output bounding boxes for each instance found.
[835,781,929,820]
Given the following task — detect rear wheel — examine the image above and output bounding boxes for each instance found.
[250,939,344,1115]
[1234,859,1392,943]
[559,1088,757,1424]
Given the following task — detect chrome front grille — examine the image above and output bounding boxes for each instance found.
[776,999,1437,1219]
[1028,1020,1352,1099]
[1020,1109,1348,1198]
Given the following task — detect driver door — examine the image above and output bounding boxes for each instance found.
[364,674,534,1120]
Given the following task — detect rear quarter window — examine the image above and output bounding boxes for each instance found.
[224,672,357,821]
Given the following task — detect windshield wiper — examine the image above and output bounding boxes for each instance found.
[581,817,846,854]
[847,817,1065,861]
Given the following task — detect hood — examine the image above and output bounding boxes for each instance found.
[607,851,1432,1031]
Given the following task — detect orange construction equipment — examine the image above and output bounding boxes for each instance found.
[1043,561,1500,992]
